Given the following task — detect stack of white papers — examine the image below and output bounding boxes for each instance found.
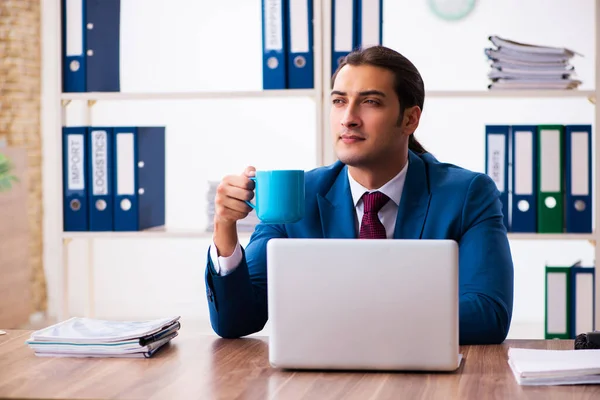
[508,347,600,385]
[206,180,259,233]
[485,35,582,90]
[26,316,180,358]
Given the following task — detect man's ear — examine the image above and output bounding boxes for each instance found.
[401,106,422,136]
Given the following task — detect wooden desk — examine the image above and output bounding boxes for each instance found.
[1,329,599,399]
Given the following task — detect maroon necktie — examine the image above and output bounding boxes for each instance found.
[359,191,389,239]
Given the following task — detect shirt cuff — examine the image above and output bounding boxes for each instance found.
[209,240,242,276]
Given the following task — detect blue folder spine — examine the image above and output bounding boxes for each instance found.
[262,0,288,89]
[485,125,510,231]
[565,125,592,233]
[569,266,595,339]
[331,0,357,76]
[286,0,314,89]
[113,127,165,231]
[85,0,121,92]
[510,125,537,233]
[63,127,89,231]
[87,127,114,231]
[62,0,87,92]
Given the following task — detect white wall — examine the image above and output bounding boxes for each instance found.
[42,0,597,339]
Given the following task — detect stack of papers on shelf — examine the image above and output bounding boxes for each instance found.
[508,347,600,385]
[206,180,260,233]
[485,35,582,90]
[26,316,180,358]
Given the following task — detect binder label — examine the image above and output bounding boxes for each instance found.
[66,0,83,56]
[264,0,283,51]
[487,134,505,192]
[540,129,560,192]
[575,272,594,334]
[67,134,85,190]
[334,0,354,52]
[117,133,135,195]
[547,272,567,334]
[571,132,589,196]
[290,0,309,53]
[91,130,108,196]
[361,0,381,47]
[514,131,533,195]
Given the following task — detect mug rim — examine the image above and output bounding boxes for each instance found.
[255,169,304,173]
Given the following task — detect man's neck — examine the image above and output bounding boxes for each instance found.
[348,154,408,190]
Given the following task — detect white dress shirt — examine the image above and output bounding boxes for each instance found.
[209,160,409,275]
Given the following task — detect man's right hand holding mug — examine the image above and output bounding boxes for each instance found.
[213,166,256,257]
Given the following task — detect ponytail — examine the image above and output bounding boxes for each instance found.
[408,135,427,155]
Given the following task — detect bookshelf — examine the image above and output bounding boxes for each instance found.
[425,90,596,99]
[61,228,253,240]
[44,0,600,330]
[60,89,595,102]
[60,89,317,101]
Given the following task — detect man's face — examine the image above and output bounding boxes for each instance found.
[330,64,406,168]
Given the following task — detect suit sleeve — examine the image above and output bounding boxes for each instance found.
[205,223,287,338]
[458,173,514,345]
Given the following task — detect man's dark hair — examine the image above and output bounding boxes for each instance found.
[331,46,427,155]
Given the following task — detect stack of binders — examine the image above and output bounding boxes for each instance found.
[62,0,122,93]
[544,262,595,340]
[485,124,592,234]
[26,316,180,358]
[330,0,383,79]
[485,35,582,90]
[261,0,384,90]
[205,181,260,233]
[62,126,165,232]
[261,0,314,90]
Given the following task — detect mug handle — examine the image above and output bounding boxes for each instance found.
[244,177,257,209]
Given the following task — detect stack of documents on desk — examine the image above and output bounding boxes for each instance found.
[206,180,259,233]
[508,347,600,385]
[485,35,582,90]
[26,316,180,358]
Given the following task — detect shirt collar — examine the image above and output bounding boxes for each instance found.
[347,159,409,207]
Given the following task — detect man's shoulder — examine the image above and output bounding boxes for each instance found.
[420,152,496,193]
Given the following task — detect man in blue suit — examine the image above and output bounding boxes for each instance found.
[206,46,514,345]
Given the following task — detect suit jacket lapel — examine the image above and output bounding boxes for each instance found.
[317,165,357,238]
[394,150,431,239]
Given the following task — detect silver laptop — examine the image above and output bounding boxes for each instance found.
[266,238,460,371]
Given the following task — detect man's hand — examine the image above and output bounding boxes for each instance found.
[214,166,256,225]
[213,166,256,257]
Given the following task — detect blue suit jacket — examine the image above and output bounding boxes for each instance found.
[205,150,514,345]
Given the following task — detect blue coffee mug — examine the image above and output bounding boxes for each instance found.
[245,170,305,224]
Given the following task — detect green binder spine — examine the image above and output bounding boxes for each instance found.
[545,265,572,339]
[537,125,564,233]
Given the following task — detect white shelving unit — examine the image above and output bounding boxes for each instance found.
[60,89,317,101]
[44,0,600,329]
[51,0,327,322]
[425,90,597,99]
[60,89,595,102]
